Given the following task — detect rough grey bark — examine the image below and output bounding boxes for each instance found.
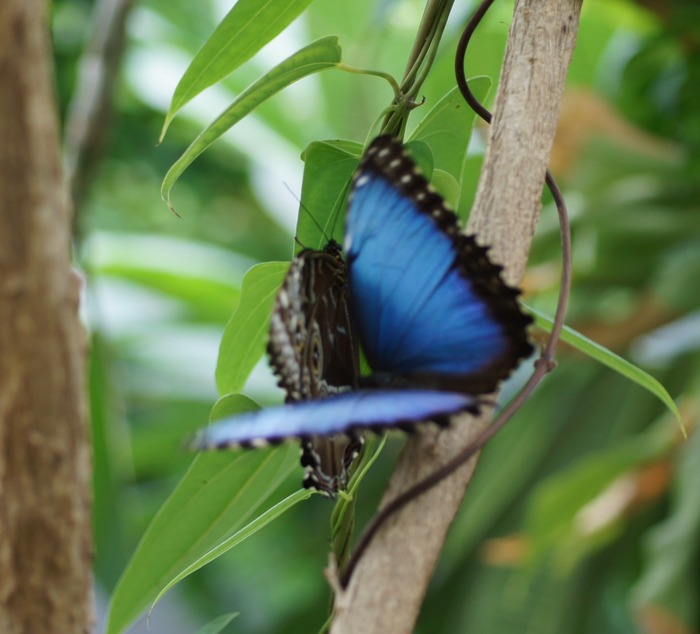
[0,2,93,632]
[331,1,583,632]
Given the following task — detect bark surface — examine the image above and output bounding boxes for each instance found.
[0,3,93,632]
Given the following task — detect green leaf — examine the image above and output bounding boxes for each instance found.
[403,139,433,180]
[195,613,238,634]
[163,0,317,134]
[526,304,682,429]
[296,140,362,250]
[86,233,251,322]
[152,487,314,611]
[210,393,261,422]
[161,37,342,211]
[457,154,483,221]
[525,419,673,568]
[431,168,460,210]
[631,427,700,628]
[215,262,288,396]
[106,445,299,634]
[409,78,491,186]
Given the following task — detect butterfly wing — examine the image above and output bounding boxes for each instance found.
[193,390,480,450]
[268,243,358,401]
[266,243,362,495]
[345,135,533,394]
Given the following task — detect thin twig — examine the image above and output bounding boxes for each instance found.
[63,0,134,216]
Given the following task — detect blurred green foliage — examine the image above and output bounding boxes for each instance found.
[52,0,700,632]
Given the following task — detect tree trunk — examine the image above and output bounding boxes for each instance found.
[0,3,93,632]
[331,1,582,632]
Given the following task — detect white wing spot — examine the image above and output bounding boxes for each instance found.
[400,174,412,184]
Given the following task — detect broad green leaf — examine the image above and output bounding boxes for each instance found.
[409,78,491,185]
[296,140,361,250]
[153,487,314,610]
[216,262,288,396]
[195,613,238,634]
[163,0,317,133]
[106,444,299,634]
[162,37,342,211]
[527,305,682,428]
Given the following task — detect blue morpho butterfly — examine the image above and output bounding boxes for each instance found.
[194,135,533,493]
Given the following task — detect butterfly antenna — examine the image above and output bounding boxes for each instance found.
[283,182,332,248]
[340,0,573,588]
[327,178,355,246]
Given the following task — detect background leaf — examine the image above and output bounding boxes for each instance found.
[106,445,299,634]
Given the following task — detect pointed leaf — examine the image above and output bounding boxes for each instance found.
[195,613,238,634]
[106,444,299,634]
[164,0,317,133]
[527,305,682,429]
[162,37,342,211]
[152,487,314,610]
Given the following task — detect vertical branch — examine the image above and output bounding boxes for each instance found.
[64,0,134,214]
[331,1,582,633]
[0,3,92,632]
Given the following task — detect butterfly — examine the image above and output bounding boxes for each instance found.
[266,240,364,496]
[194,135,533,481]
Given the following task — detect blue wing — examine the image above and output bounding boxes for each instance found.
[193,390,479,449]
[345,136,532,393]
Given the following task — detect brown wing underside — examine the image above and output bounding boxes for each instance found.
[267,247,362,496]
